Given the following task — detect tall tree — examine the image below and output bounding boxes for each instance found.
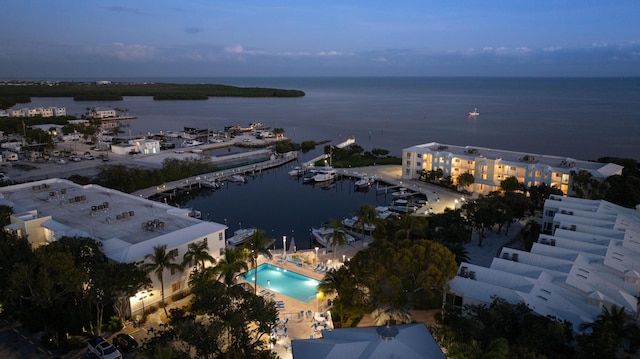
[353,204,378,247]
[457,172,475,191]
[240,229,273,294]
[325,218,348,259]
[578,305,640,358]
[212,247,249,287]
[182,240,215,274]
[89,262,151,335]
[141,245,184,316]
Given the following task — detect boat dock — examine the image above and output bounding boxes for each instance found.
[132,151,298,199]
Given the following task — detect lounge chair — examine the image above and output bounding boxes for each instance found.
[260,289,267,294]
[312,264,321,271]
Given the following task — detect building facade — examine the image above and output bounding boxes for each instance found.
[448,195,640,331]
[0,178,228,316]
[402,142,623,196]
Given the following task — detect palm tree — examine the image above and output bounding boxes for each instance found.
[241,229,273,295]
[325,218,348,259]
[371,305,413,326]
[579,305,640,355]
[212,247,249,287]
[182,240,215,274]
[141,245,184,317]
[353,204,378,247]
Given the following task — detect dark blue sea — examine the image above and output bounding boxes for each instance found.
[24,77,640,249]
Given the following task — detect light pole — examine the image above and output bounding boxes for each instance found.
[283,235,287,259]
[315,246,319,263]
[316,291,320,314]
[342,254,346,263]
[138,290,153,316]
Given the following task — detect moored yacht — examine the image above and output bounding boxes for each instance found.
[182,139,204,147]
[311,226,356,247]
[227,228,257,246]
[313,167,337,182]
[354,176,376,189]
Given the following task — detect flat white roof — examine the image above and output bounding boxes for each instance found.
[0,178,227,262]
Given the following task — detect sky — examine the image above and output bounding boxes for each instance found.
[1,1,639,78]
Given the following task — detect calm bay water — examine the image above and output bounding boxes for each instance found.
[24,77,640,249]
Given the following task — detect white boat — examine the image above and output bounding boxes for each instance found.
[182,139,204,147]
[229,175,247,183]
[199,179,222,189]
[354,176,375,188]
[313,167,337,182]
[468,108,480,116]
[342,206,398,233]
[302,169,318,182]
[288,166,305,177]
[311,227,355,247]
[191,149,203,153]
[388,199,420,213]
[391,187,415,198]
[227,228,257,246]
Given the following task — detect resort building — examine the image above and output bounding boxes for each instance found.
[0,106,67,118]
[448,195,640,331]
[402,142,623,196]
[291,323,445,359]
[0,178,228,316]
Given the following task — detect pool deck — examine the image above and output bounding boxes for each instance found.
[242,246,358,358]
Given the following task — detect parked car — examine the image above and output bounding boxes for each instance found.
[56,159,67,165]
[70,156,82,162]
[112,333,138,354]
[87,337,122,359]
[84,154,95,160]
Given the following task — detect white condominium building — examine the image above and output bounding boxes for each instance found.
[0,178,228,316]
[402,142,623,196]
[448,195,640,331]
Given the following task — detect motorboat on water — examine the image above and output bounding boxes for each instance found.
[468,108,480,116]
[391,187,415,198]
[198,179,222,189]
[311,227,356,247]
[288,166,305,177]
[229,174,248,183]
[388,199,420,213]
[182,139,204,147]
[313,167,337,182]
[227,228,257,246]
[342,206,398,233]
[354,176,375,189]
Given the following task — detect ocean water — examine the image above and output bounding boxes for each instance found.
[24,77,640,249]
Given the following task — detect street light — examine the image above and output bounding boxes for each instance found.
[342,254,346,263]
[315,247,319,262]
[316,291,320,314]
[137,290,153,316]
[283,235,287,259]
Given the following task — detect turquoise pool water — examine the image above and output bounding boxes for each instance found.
[243,263,319,302]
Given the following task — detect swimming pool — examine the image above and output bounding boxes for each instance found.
[242,263,320,302]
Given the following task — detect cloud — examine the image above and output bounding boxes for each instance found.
[184,27,204,35]
[85,43,159,62]
[224,45,244,54]
[317,50,343,56]
[102,6,148,15]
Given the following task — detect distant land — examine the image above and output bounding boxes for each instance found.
[0,80,305,109]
